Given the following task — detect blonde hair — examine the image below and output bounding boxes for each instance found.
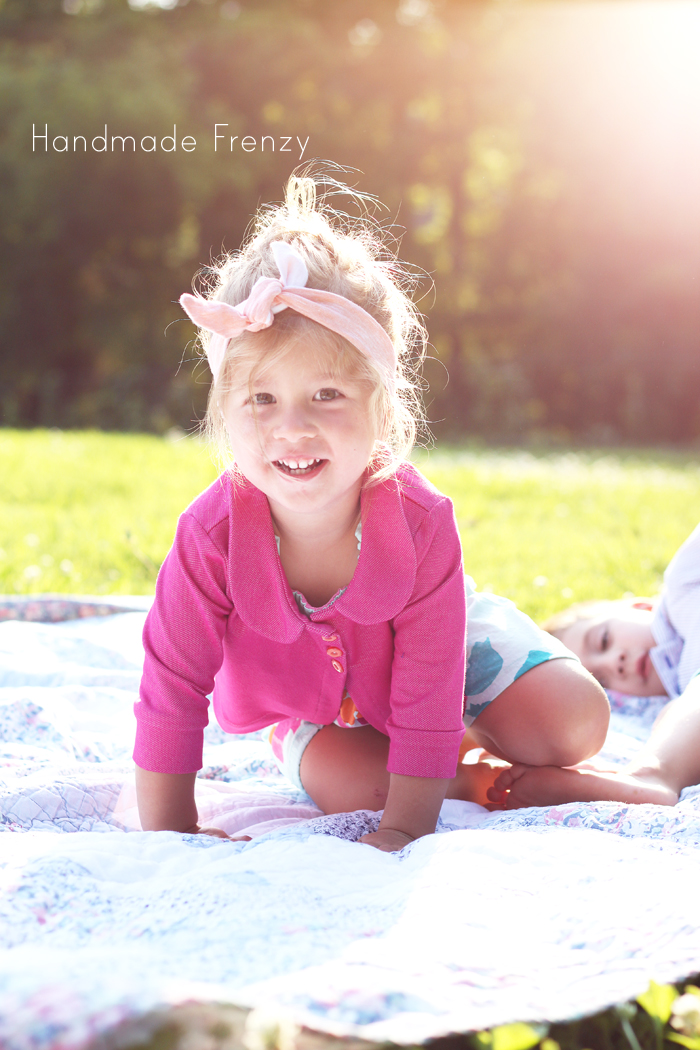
[191,174,428,483]
[542,597,647,639]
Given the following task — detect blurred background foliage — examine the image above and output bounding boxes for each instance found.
[1,0,699,443]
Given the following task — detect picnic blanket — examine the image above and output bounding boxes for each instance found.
[1,597,700,1050]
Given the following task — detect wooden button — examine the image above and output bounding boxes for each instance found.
[332,660,344,673]
[322,634,338,642]
[326,647,342,658]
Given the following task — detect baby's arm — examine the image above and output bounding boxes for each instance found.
[360,773,450,852]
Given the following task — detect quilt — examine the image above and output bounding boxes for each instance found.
[1,598,700,1050]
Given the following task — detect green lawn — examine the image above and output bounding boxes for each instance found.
[2,430,698,621]
[414,446,700,621]
[0,429,219,597]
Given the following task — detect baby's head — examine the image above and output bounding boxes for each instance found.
[184,175,426,486]
[543,598,666,696]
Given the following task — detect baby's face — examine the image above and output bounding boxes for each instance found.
[559,604,667,696]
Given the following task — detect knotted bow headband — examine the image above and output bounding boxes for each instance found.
[179,241,398,395]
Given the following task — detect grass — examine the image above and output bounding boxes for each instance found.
[102,980,700,1050]
[0,429,219,597]
[413,446,700,622]
[3,430,700,1050]
[2,430,699,621]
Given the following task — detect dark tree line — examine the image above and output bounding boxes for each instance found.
[2,0,699,443]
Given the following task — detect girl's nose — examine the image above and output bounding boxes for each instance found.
[272,404,317,441]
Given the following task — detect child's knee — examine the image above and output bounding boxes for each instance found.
[466,658,609,767]
[544,661,610,765]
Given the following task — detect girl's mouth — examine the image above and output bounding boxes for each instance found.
[273,457,325,478]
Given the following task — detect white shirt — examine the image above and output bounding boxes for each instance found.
[651,522,700,697]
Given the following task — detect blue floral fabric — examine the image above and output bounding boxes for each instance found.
[463,579,575,724]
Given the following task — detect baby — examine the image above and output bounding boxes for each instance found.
[488,523,700,809]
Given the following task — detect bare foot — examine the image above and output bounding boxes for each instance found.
[448,754,507,807]
[486,762,679,810]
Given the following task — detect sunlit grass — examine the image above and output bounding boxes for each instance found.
[2,431,699,621]
[415,446,700,621]
[0,429,218,597]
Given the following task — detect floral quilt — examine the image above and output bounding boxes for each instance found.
[1,599,700,1050]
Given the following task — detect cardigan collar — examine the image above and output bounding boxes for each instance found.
[226,470,417,643]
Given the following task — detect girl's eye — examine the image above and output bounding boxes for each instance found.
[251,392,275,405]
[600,628,610,651]
[313,388,342,402]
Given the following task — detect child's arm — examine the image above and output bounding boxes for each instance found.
[369,492,466,847]
[135,766,248,840]
[135,766,199,832]
[134,507,232,828]
[359,773,451,852]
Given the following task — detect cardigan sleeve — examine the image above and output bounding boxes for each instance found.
[133,510,232,774]
[385,496,467,779]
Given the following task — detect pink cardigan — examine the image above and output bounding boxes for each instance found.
[133,463,467,779]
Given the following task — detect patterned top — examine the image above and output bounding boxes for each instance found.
[274,523,363,618]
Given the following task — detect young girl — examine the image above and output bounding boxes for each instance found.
[134,176,609,851]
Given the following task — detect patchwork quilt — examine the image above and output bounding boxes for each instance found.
[1,598,700,1050]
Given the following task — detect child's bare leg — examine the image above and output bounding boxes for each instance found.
[300,724,501,814]
[301,660,607,814]
[491,674,700,809]
[466,658,609,767]
[300,724,390,814]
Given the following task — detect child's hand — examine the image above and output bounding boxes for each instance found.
[185,824,252,842]
[365,773,450,849]
[359,828,415,852]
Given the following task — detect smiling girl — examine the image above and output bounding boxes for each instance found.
[133,176,608,850]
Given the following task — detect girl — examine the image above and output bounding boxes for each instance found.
[134,176,609,851]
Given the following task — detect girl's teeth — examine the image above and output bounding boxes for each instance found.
[277,458,321,472]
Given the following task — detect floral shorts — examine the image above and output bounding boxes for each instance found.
[269,577,577,791]
[269,693,369,791]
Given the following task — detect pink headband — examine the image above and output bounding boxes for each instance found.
[179,241,398,395]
